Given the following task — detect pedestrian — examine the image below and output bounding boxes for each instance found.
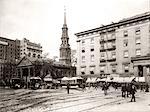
[145,83,149,92]
[126,83,131,97]
[121,83,126,98]
[67,82,70,94]
[102,82,108,95]
[94,83,98,90]
[114,83,118,91]
[130,84,136,102]
[82,83,86,91]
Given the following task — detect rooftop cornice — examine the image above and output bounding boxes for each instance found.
[0,37,16,42]
[131,55,150,62]
[75,12,150,37]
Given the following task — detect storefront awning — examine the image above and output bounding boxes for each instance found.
[44,78,52,82]
[135,77,145,82]
[86,77,97,83]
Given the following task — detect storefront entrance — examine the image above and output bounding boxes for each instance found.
[138,65,143,77]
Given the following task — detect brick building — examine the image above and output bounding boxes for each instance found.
[0,37,20,80]
[75,12,150,80]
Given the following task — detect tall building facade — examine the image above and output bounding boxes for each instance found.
[0,37,20,62]
[75,12,150,78]
[0,37,20,79]
[59,10,71,65]
[20,38,42,59]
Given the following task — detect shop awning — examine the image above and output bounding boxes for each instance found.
[135,77,145,82]
[72,77,83,80]
[44,78,52,82]
[86,77,97,83]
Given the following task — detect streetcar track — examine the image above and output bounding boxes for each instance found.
[4,90,104,112]
[78,99,124,112]
[43,92,121,112]
[0,89,121,112]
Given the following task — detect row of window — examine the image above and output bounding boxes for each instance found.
[81,49,141,63]
[124,49,141,57]
[20,52,41,58]
[101,52,116,59]
[82,55,94,63]
[82,37,140,53]
[81,28,141,45]
[82,47,94,53]
[81,64,130,75]
[123,37,141,47]
[123,28,141,37]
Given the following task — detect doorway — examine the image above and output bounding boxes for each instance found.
[138,65,143,77]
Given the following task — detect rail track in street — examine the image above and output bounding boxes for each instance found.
[0,88,122,112]
[12,90,109,112]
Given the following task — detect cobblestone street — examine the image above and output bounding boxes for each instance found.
[0,87,150,112]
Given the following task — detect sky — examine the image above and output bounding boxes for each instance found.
[0,0,149,59]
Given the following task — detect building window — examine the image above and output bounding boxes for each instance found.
[90,46,94,52]
[81,72,85,75]
[123,30,128,37]
[37,54,40,58]
[112,65,116,73]
[101,53,105,59]
[101,35,104,40]
[90,71,94,74]
[91,48,94,52]
[82,40,85,45]
[90,67,95,74]
[136,49,141,56]
[111,52,116,59]
[81,67,85,75]
[112,41,115,47]
[91,55,94,62]
[90,38,94,44]
[124,65,129,73]
[101,43,104,49]
[111,34,115,39]
[33,53,36,58]
[123,39,128,47]
[28,52,31,57]
[100,66,105,75]
[135,28,140,35]
[107,42,112,48]
[124,51,128,58]
[82,47,85,53]
[135,37,141,45]
[82,56,85,63]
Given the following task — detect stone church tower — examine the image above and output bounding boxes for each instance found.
[59,9,71,65]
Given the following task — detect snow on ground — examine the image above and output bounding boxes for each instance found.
[0,87,150,112]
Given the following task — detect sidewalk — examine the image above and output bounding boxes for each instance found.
[92,91,150,112]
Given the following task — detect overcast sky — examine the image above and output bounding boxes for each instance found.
[0,0,149,58]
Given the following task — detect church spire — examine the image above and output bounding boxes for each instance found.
[59,6,71,65]
[64,6,66,25]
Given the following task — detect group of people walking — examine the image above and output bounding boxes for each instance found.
[121,83,136,102]
[66,81,149,104]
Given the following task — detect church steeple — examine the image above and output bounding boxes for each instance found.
[64,6,66,25]
[59,7,71,65]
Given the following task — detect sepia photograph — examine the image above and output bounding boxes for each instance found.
[0,0,150,112]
